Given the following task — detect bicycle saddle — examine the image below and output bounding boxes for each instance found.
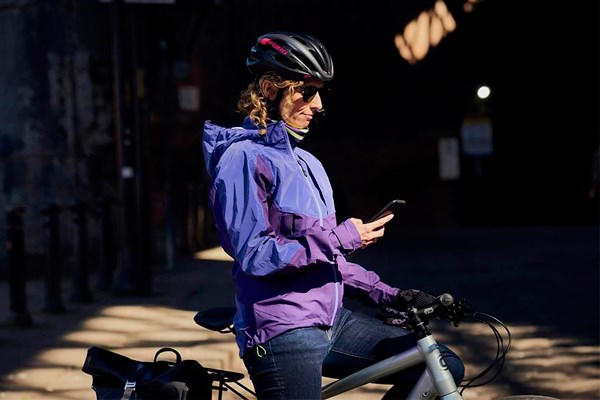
[194,307,236,332]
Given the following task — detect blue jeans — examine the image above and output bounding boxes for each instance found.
[242,307,465,399]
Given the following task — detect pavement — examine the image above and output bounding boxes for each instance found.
[0,225,598,400]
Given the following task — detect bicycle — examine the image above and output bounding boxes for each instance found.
[194,293,559,400]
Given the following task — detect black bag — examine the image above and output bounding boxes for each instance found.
[82,346,213,400]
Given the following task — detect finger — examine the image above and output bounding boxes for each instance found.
[370,214,394,228]
[381,213,394,223]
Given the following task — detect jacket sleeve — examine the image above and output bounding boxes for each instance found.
[210,147,362,277]
[337,256,400,305]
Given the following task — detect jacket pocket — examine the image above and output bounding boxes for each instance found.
[279,213,299,236]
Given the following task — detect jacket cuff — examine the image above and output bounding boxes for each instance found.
[331,219,362,253]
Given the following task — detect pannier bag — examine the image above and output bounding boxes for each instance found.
[82,346,212,400]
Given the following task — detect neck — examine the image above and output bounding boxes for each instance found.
[284,123,309,146]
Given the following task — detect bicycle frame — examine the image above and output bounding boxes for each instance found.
[321,334,461,399]
[194,302,467,400]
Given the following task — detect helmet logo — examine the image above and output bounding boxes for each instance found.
[260,38,288,56]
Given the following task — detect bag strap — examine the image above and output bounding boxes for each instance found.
[121,379,137,400]
[121,364,147,400]
[153,347,182,364]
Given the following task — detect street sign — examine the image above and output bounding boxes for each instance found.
[461,117,493,156]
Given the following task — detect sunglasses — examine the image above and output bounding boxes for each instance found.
[300,85,329,102]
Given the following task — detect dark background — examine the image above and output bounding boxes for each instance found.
[155,0,600,226]
[0,0,597,283]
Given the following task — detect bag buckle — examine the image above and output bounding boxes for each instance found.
[121,380,136,400]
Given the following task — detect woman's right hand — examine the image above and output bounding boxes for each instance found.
[348,214,394,248]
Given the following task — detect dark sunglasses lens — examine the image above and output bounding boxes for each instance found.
[302,86,320,102]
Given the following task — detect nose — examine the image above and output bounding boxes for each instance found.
[310,91,323,111]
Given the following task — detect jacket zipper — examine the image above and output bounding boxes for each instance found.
[297,160,308,177]
[294,155,338,325]
[285,134,336,323]
[294,155,323,227]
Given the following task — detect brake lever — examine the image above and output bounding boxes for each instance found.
[442,299,473,327]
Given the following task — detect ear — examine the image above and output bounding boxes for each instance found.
[260,80,278,101]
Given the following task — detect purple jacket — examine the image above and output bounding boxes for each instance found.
[202,118,399,357]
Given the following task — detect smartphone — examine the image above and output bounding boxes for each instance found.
[367,199,406,223]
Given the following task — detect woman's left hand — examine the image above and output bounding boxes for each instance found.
[348,214,394,248]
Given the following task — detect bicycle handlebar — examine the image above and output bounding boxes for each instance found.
[419,293,473,326]
[395,293,511,394]
[410,293,455,321]
[380,293,473,329]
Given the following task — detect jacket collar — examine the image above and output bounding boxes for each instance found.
[242,117,290,149]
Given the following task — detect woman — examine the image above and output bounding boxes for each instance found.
[202,31,464,399]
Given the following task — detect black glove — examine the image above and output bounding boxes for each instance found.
[392,289,437,311]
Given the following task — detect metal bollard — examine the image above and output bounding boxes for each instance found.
[41,203,65,313]
[5,206,33,326]
[69,200,93,303]
[95,197,114,291]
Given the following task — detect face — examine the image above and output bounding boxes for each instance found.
[279,81,325,129]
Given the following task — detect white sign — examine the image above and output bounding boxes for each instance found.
[121,166,135,179]
[438,137,460,180]
[178,86,200,112]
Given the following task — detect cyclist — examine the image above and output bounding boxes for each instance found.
[202,31,464,399]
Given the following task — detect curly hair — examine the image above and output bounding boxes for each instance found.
[237,72,303,135]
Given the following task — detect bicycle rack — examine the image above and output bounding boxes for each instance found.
[206,367,255,400]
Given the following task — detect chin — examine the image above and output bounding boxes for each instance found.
[288,121,310,129]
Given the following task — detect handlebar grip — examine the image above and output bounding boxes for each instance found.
[438,293,454,307]
[411,293,456,323]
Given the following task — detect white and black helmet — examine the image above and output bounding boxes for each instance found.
[247,31,334,81]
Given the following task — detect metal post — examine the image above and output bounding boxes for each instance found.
[69,200,93,303]
[95,197,114,291]
[158,38,175,271]
[111,0,142,296]
[5,206,33,326]
[130,8,152,295]
[41,203,65,313]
